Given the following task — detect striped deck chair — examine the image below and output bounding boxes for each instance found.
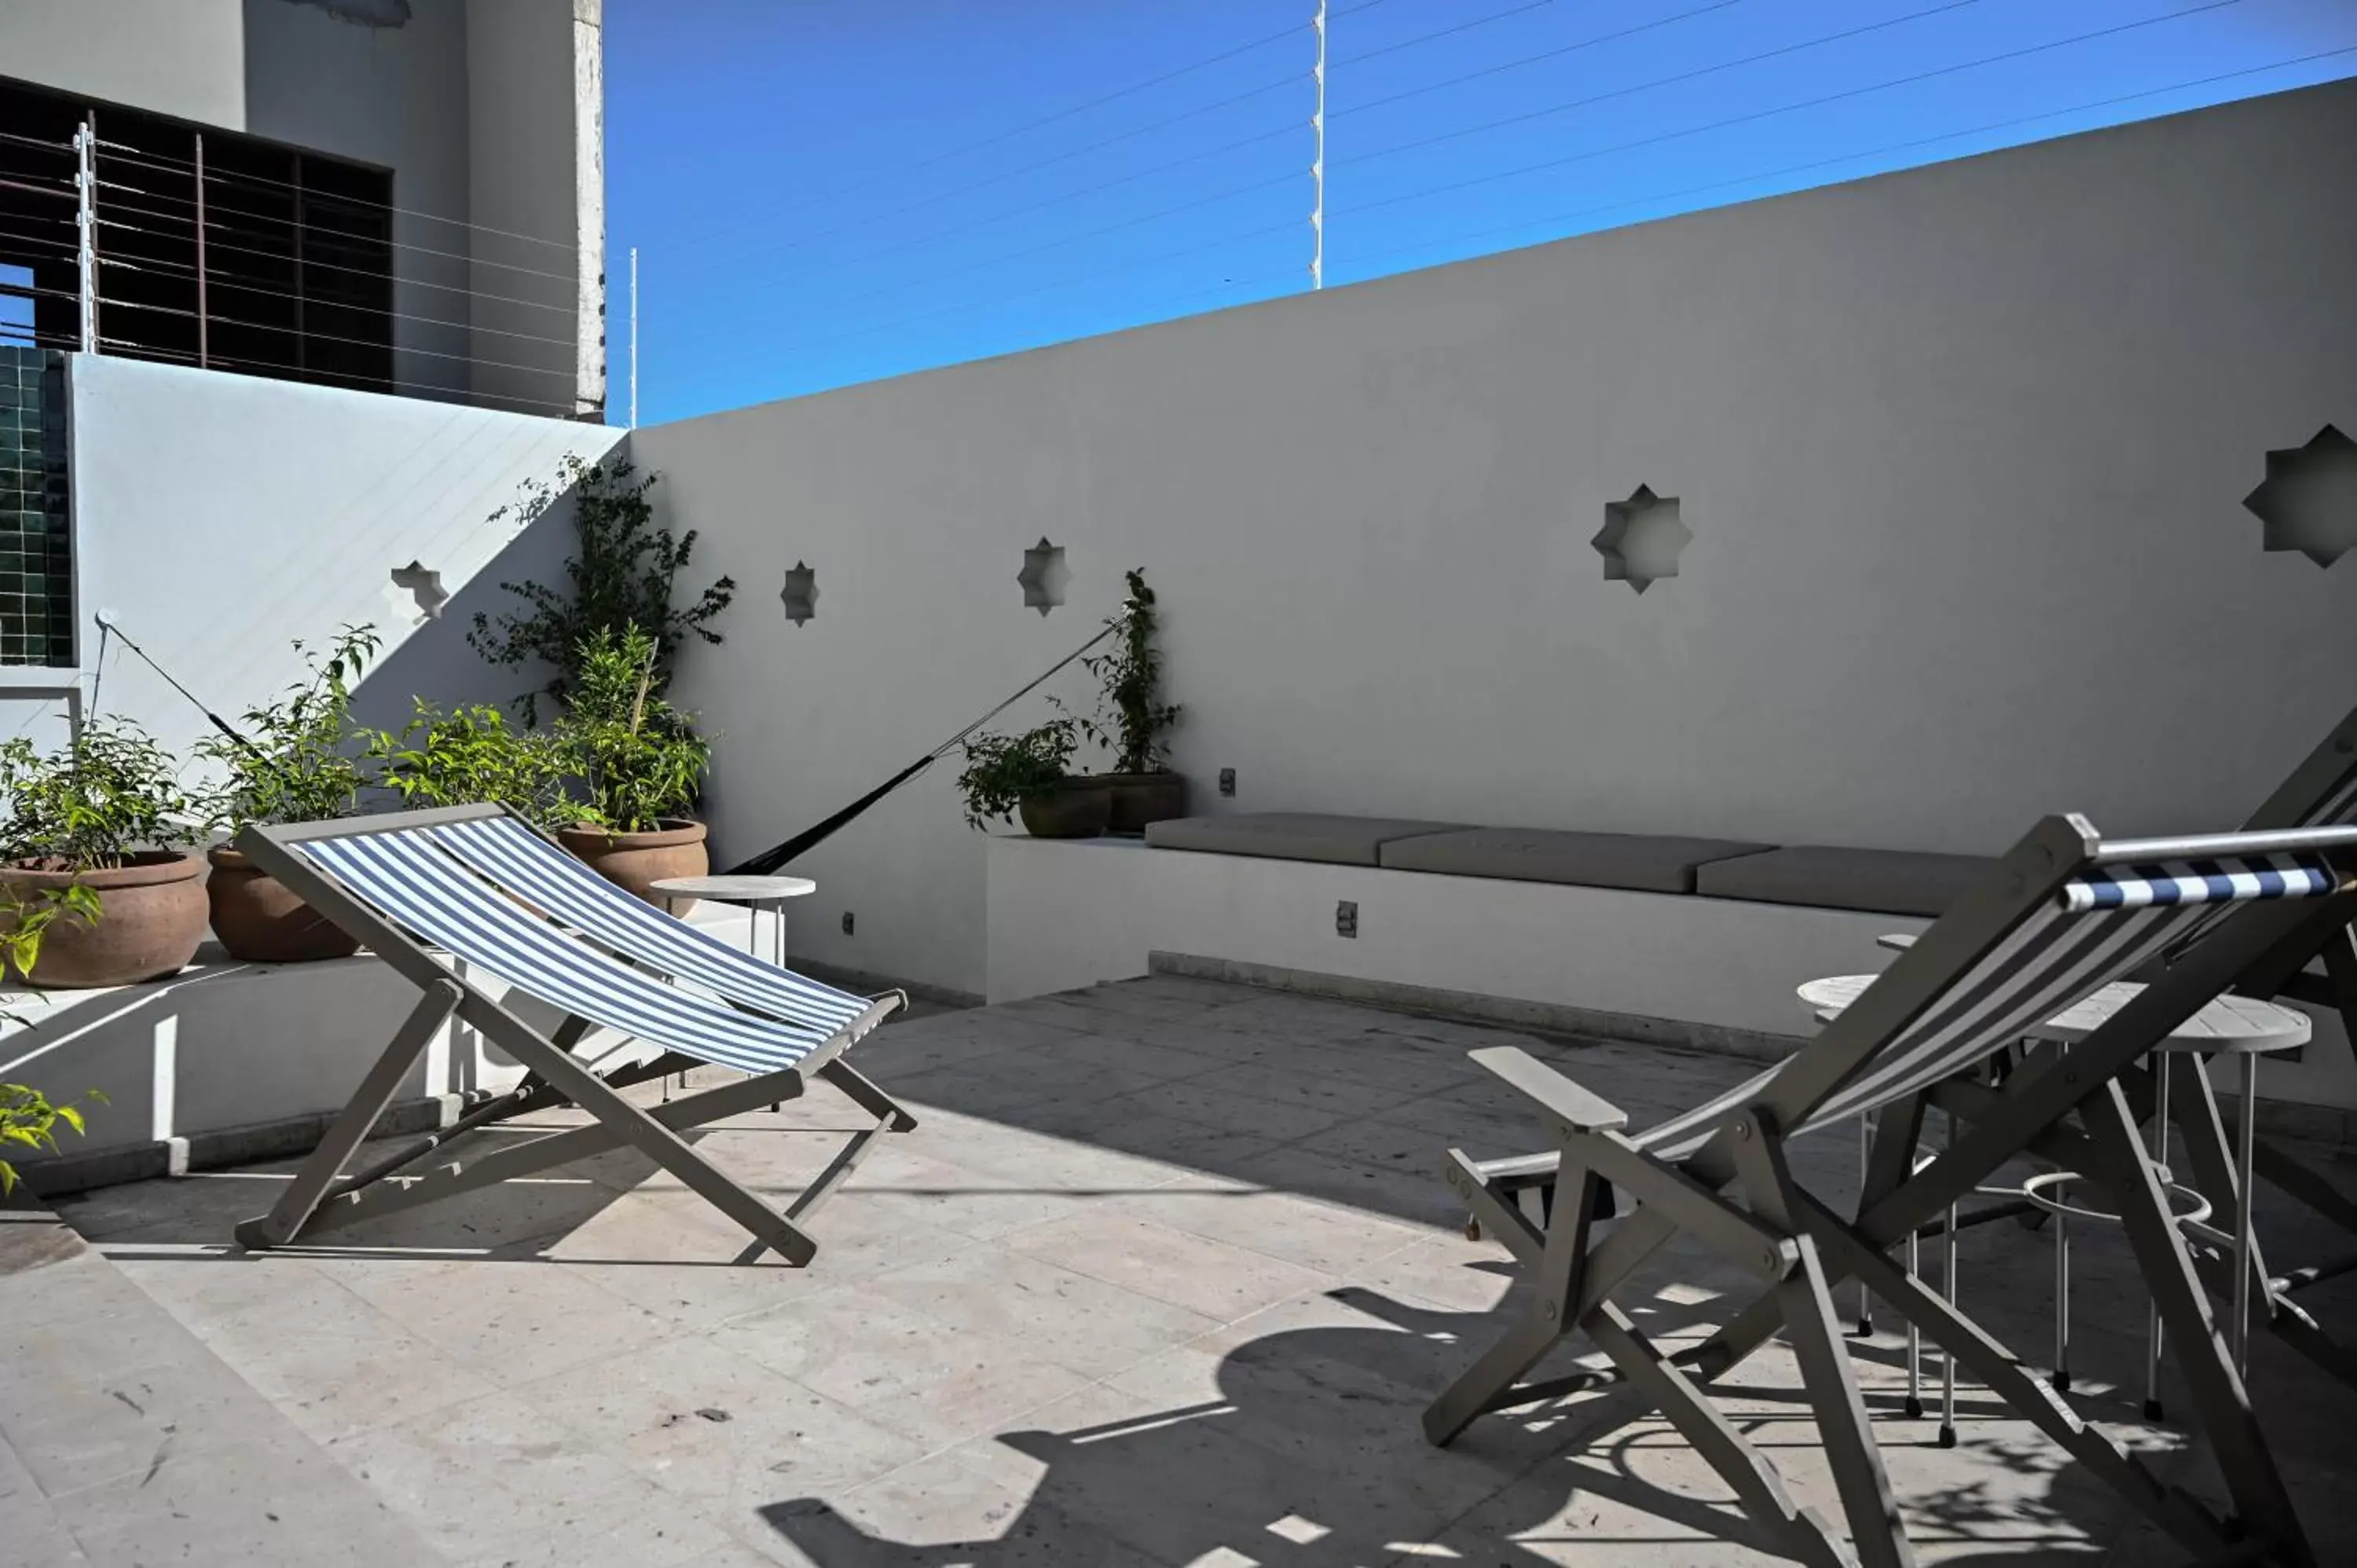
[231,804,915,1265]
[1428,813,2357,1568]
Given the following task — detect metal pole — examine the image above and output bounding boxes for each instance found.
[193,132,209,368]
[2234,1052,2259,1374]
[74,120,97,353]
[1310,0,1326,290]
[628,245,638,429]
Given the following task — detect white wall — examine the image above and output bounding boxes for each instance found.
[634,79,2357,1002]
[54,354,620,761]
[0,0,247,130]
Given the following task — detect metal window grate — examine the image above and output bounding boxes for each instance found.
[0,346,72,666]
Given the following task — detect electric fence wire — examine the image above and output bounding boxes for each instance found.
[94,251,578,349]
[668,0,1407,258]
[666,0,1742,284]
[697,0,2261,354]
[733,27,2346,370]
[664,0,1992,330]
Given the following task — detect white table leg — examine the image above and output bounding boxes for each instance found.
[2234,1051,2259,1376]
[2145,1050,2171,1422]
[1941,1108,1959,1449]
[1857,1110,1875,1335]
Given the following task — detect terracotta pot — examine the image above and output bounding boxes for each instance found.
[1017,784,1111,839]
[0,851,209,989]
[206,844,362,964]
[556,819,709,907]
[1081,771,1189,834]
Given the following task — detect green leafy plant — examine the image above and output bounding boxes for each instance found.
[467,455,735,724]
[365,701,568,825]
[0,1083,108,1195]
[0,719,203,871]
[548,625,711,835]
[955,720,1080,830]
[1061,568,1180,774]
[200,624,381,833]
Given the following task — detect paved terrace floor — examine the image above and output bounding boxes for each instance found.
[14,976,2357,1565]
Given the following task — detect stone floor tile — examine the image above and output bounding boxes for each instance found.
[863,1245,1223,1379]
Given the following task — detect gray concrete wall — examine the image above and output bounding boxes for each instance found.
[633,79,2357,1002]
[463,0,597,417]
[240,0,475,398]
[0,0,247,130]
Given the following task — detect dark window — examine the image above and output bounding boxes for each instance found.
[0,73,394,393]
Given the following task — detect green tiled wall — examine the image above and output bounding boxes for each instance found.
[0,347,72,667]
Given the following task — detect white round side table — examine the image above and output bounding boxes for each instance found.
[648,874,817,969]
[1799,970,2308,1420]
[647,874,817,1104]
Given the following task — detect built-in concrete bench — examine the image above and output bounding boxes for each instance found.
[1144,812,1988,915]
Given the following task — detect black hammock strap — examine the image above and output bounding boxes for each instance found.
[724,617,1123,877]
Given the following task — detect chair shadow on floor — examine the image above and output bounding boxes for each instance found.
[757,1284,2119,1566]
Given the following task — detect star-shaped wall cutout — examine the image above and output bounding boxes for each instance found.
[1017,538,1070,616]
[1593,485,1690,594]
[2244,423,2357,569]
[780,562,818,627]
[385,561,448,625]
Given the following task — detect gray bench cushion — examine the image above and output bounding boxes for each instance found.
[1694,844,1997,918]
[1144,813,1464,866]
[1379,828,1774,894]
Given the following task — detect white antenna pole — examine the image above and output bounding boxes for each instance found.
[628,246,640,429]
[1310,0,1327,290]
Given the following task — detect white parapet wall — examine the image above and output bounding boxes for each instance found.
[984,835,2357,1119]
[642,79,2357,1004]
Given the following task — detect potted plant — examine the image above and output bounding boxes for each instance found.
[547,625,713,903]
[1063,568,1185,833]
[365,698,569,825]
[199,625,379,962]
[0,719,208,989]
[956,719,1109,838]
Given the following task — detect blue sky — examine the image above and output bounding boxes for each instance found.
[607,0,2357,424]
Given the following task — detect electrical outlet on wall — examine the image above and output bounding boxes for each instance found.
[841,911,855,936]
[1218,768,1236,797]
[1336,900,1358,939]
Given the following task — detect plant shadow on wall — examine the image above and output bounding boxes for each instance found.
[466,455,736,725]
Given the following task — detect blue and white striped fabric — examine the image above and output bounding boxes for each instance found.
[422,815,868,1036]
[1635,843,2349,1162]
[304,828,871,1077]
[2060,854,2336,913]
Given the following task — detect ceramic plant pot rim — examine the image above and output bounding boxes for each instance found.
[556,817,707,848]
[0,849,206,889]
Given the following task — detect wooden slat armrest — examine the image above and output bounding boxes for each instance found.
[1469,1046,1629,1134]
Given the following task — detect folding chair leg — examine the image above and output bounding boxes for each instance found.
[1737,1113,1914,1568]
[1427,1168,1604,1446]
[1585,1301,1861,1568]
[1791,1185,2231,1559]
[236,980,462,1250]
[297,1064,813,1239]
[2078,1082,2313,1568]
[816,1057,918,1132]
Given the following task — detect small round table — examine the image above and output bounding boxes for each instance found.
[648,874,817,969]
[1798,971,2308,1415]
[648,875,817,1103]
